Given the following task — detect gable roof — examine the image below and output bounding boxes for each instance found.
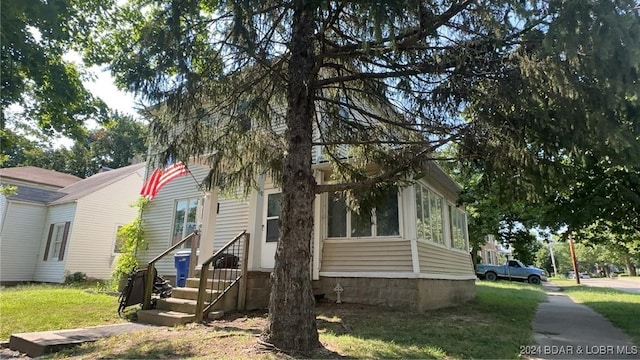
[7,185,67,205]
[0,166,82,188]
[49,163,146,205]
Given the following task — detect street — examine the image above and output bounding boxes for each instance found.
[569,277,640,294]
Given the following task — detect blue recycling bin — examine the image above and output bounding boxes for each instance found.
[174,250,191,287]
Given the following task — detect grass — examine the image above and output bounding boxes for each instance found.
[558,286,640,345]
[0,283,124,341]
[48,282,547,359]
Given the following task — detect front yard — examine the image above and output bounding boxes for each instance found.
[0,283,124,341]
[5,281,546,359]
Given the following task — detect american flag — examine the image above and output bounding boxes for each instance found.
[140,162,189,200]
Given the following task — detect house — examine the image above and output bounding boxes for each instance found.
[478,235,502,265]
[137,159,476,313]
[0,164,145,284]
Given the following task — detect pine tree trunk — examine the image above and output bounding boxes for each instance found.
[262,0,319,352]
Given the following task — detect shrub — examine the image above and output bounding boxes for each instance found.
[64,272,87,284]
[112,198,149,282]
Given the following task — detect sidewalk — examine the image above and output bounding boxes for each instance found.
[531,284,638,359]
[3,323,157,358]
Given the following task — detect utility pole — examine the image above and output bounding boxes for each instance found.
[548,240,558,278]
[568,232,580,285]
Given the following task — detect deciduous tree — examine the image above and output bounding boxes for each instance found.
[1,0,110,139]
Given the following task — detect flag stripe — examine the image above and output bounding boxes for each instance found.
[139,162,190,200]
[140,168,163,199]
[155,163,189,192]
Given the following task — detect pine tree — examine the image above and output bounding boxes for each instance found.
[91,0,640,351]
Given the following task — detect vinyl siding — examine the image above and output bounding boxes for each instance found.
[0,202,47,281]
[34,203,76,283]
[64,171,143,280]
[321,240,413,272]
[416,241,475,276]
[140,166,250,276]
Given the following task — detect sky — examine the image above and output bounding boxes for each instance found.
[84,65,139,118]
[52,53,140,148]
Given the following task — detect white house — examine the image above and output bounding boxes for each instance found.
[137,159,475,312]
[0,164,145,284]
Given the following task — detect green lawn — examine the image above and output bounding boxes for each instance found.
[559,286,640,345]
[317,281,547,359]
[53,281,547,359]
[0,284,124,341]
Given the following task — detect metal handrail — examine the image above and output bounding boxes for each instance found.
[195,231,248,322]
[142,231,199,310]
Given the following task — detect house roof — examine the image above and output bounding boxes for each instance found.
[7,185,67,205]
[49,163,146,205]
[0,166,82,188]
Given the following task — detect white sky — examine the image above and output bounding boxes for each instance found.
[64,51,139,118]
[84,65,139,118]
[51,52,140,148]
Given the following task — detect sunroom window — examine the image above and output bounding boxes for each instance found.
[327,190,399,238]
[450,206,468,250]
[415,184,444,244]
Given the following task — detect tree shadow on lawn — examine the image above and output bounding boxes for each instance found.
[312,285,545,359]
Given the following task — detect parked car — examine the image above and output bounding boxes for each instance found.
[476,260,547,285]
[567,271,591,279]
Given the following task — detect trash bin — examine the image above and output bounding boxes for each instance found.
[174,250,191,287]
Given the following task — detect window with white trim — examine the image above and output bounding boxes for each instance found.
[327,190,399,238]
[171,197,204,248]
[450,206,468,250]
[415,184,444,244]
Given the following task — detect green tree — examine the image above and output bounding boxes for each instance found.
[1,113,147,178]
[93,0,640,351]
[1,0,110,139]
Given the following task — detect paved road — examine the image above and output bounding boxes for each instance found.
[574,278,640,294]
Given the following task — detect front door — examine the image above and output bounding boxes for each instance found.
[260,191,281,268]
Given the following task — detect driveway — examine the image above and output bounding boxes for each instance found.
[576,278,640,294]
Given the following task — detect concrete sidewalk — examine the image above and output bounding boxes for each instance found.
[531,285,638,359]
[5,322,157,358]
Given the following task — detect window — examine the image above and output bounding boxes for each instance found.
[265,192,282,242]
[51,224,65,259]
[450,206,468,250]
[113,225,125,253]
[171,197,204,248]
[415,184,444,244]
[44,222,70,261]
[327,190,399,238]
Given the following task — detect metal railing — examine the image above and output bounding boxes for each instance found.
[194,231,250,322]
[142,231,200,310]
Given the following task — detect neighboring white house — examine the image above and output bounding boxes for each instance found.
[138,159,476,311]
[0,164,145,284]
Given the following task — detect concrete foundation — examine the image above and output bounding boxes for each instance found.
[242,271,475,312]
[244,271,271,310]
[317,277,476,311]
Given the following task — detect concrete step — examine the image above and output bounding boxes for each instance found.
[185,277,234,288]
[156,297,199,313]
[172,287,223,301]
[137,310,195,327]
[8,323,155,357]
